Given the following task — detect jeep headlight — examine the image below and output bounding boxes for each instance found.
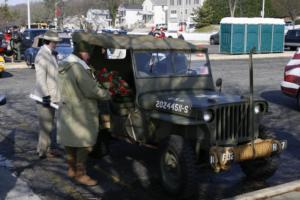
[254,104,262,114]
[203,110,214,122]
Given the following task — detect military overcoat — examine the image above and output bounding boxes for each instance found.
[57,54,110,147]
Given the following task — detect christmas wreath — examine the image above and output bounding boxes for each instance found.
[97,67,132,101]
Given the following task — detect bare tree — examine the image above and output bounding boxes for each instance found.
[228,0,238,17]
[0,0,14,29]
[6,0,145,28]
[107,0,120,27]
[271,0,300,21]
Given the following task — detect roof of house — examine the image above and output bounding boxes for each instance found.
[119,3,143,10]
[151,0,167,6]
[87,9,110,15]
[72,32,207,52]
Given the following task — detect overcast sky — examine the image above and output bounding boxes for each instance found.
[0,0,41,6]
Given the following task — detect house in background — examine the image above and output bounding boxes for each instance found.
[86,9,112,31]
[141,0,168,27]
[117,4,143,29]
[167,0,204,31]
[63,15,85,30]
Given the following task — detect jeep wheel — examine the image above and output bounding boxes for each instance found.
[239,125,280,180]
[159,135,198,198]
[240,155,279,180]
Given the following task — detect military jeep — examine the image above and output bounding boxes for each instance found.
[73,32,287,197]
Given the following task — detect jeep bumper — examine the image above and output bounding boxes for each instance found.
[209,139,287,172]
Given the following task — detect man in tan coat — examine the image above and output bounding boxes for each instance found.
[34,30,61,159]
[57,41,110,186]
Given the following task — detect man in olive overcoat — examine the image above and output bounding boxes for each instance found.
[57,41,110,186]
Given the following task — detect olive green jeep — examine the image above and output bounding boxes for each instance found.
[73,32,287,198]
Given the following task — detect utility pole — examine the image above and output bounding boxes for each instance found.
[261,0,265,18]
[27,0,31,28]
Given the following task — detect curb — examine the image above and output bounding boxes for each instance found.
[223,180,300,200]
[209,52,294,61]
[4,62,28,69]
[191,52,294,61]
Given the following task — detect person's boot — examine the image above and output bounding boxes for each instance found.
[75,163,97,186]
[67,160,76,178]
[89,129,111,159]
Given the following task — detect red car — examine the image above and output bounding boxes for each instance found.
[281,49,300,107]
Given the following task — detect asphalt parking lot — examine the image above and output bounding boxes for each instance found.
[1,52,300,200]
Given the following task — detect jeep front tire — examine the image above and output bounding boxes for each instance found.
[239,125,280,180]
[159,135,198,198]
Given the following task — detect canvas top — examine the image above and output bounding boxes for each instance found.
[72,32,207,52]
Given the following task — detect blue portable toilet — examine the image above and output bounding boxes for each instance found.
[260,24,273,53]
[246,24,259,53]
[272,24,285,52]
[220,23,232,53]
[231,24,245,54]
[220,17,285,54]
[219,18,245,54]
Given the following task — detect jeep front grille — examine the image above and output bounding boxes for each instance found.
[215,103,251,144]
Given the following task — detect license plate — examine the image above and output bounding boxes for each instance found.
[281,140,287,150]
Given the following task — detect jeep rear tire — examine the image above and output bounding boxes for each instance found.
[159,135,198,198]
[239,125,280,180]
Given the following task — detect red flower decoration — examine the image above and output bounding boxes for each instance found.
[97,67,131,97]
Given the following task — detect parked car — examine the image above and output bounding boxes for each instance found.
[284,29,300,50]
[0,32,5,54]
[0,94,6,106]
[281,48,300,108]
[21,29,48,54]
[24,33,73,68]
[72,32,286,198]
[101,28,127,35]
[210,32,219,45]
[284,20,295,34]
[0,55,5,77]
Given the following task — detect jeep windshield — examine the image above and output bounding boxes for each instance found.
[134,51,209,77]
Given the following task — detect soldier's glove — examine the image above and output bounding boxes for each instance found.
[42,95,51,107]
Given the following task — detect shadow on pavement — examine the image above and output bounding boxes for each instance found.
[0,167,17,200]
[0,132,16,200]
[260,90,298,110]
[2,89,297,200]
[0,71,13,78]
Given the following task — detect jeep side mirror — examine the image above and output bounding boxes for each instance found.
[216,78,222,94]
[0,94,6,106]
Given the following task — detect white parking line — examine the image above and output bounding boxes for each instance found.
[4,62,28,69]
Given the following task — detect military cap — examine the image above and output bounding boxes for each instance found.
[73,41,94,55]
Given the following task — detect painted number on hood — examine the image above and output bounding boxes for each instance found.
[155,100,190,114]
